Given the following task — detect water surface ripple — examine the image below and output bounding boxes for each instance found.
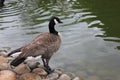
[0,0,120,80]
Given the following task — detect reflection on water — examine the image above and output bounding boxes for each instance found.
[0,0,120,80]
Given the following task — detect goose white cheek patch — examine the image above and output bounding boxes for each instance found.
[54,19,58,24]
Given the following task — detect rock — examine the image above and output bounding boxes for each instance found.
[0,56,8,63]
[0,70,17,80]
[13,63,31,74]
[7,57,14,63]
[0,63,10,70]
[58,74,71,80]
[25,59,40,69]
[0,50,7,57]
[0,56,10,70]
[42,79,50,80]
[19,73,41,80]
[38,64,44,69]
[33,68,47,76]
[54,69,62,76]
[73,77,81,80]
[47,73,59,80]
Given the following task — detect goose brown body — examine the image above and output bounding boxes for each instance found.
[20,32,61,59]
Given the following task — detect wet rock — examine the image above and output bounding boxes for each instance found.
[47,72,59,80]
[13,63,31,74]
[58,74,71,80]
[0,70,17,80]
[19,73,41,80]
[1,47,11,52]
[0,50,7,57]
[65,72,75,79]
[33,68,47,76]
[7,56,14,62]
[73,77,81,80]
[54,69,62,76]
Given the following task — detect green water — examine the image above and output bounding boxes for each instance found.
[0,0,120,80]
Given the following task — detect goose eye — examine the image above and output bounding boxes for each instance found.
[54,19,58,24]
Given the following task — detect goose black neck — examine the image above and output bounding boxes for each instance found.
[49,21,58,35]
[0,0,5,7]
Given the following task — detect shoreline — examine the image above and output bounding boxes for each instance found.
[0,50,81,80]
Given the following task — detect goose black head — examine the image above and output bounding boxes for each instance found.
[49,16,62,35]
[49,16,63,26]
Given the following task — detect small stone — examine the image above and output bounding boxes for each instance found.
[13,63,31,74]
[0,63,10,70]
[73,77,81,80]
[0,50,7,57]
[7,57,14,63]
[54,69,62,76]
[0,56,8,63]
[25,59,40,69]
[19,73,41,80]
[47,73,59,80]
[58,74,71,80]
[0,56,10,70]
[33,68,47,76]
[0,70,17,80]
[38,64,44,68]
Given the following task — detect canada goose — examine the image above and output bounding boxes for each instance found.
[0,0,5,7]
[8,16,63,73]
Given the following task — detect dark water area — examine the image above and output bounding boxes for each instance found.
[0,0,120,80]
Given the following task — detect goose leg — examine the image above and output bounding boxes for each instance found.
[45,58,54,73]
[42,58,46,67]
[42,58,53,74]
[46,59,51,70]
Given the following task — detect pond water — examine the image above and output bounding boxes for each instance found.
[0,0,120,80]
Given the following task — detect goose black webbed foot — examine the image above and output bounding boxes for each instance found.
[42,58,54,74]
[44,66,54,74]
